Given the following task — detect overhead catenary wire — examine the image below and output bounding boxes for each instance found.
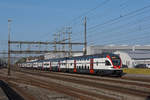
[88,23,150,45]
[51,0,110,34]
[71,5,150,43]
[72,13,150,42]
[71,4,150,45]
[63,0,111,27]
[87,8,150,35]
[87,15,150,42]
[88,32,150,45]
[72,20,150,44]
[87,4,150,31]
[103,33,150,45]
[50,0,111,41]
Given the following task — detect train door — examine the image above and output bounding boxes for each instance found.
[90,58,94,74]
[73,59,77,72]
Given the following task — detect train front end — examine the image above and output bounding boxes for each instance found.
[106,54,123,76]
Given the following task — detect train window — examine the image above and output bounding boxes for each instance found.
[105,60,111,66]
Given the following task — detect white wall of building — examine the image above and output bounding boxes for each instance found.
[114,51,134,68]
[114,51,150,68]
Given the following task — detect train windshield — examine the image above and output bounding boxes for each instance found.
[111,56,121,66]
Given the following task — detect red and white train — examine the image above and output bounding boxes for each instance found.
[19,53,123,76]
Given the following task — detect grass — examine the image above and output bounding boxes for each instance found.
[123,68,150,75]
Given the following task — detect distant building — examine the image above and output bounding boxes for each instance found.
[44,52,67,59]
[44,52,83,59]
[26,55,44,62]
[26,58,38,62]
[87,45,150,55]
[115,51,150,68]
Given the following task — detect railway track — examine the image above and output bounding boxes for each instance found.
[16,69,150,100]
[0,79,37,100]
[1,68,150,100]
[19,69,150,88]
[46,71,150,83]
[0,72,116,100]
[20,68,150,83]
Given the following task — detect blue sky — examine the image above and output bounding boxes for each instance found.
[0,0,150,51]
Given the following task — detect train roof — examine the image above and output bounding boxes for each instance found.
[21,52,119,63]
[42,52,118,61]
[69,52,118,59]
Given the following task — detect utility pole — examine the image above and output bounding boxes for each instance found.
[57,33,61,51]
[53,34,57,52]
[68,27,72,57]
[62,32,66,51]
[84,17,87,55]
[8,19,11,76]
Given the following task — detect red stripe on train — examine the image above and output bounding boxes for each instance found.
[90,58,94,74]
[73,60,77,72]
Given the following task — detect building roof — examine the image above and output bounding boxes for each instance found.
[88,45,150,50]
[118,51,150,60]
